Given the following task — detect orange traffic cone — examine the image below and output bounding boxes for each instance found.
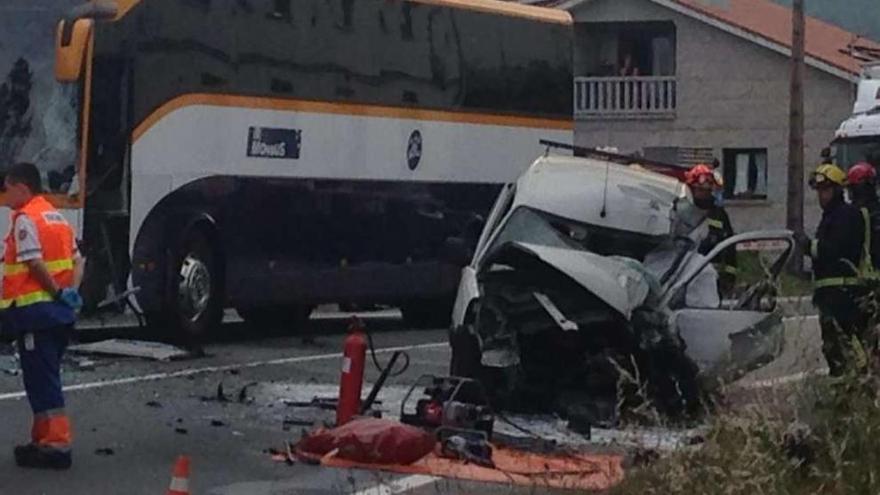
[166,455,191,495]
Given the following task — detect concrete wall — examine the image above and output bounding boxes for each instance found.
[570,0,856,233]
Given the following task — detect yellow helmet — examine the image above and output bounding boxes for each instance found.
[809,164,847,188]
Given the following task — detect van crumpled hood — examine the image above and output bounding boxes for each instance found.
[497,242,652,320]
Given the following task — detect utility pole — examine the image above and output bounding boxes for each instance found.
[787,0,805,273]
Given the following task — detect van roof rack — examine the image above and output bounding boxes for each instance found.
[539,139,689,174]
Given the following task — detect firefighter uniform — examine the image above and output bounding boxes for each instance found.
[2,195,78,468]
[686,164,737,296]
[699,206,738,295]
[847,162,880,271]
[805,165,871,376]
[846,162,880,361]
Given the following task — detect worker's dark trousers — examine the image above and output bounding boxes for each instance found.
[17,325,73,448]
[815,288,870,376]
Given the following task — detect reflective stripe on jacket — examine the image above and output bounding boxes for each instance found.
[1,197,75,309]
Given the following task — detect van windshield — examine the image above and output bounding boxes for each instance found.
[486,206,664,261]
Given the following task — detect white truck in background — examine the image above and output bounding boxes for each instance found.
[834,62,880,169]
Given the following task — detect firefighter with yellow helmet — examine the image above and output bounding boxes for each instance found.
[796,164,871,375]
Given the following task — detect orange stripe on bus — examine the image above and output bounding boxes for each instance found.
[131,94,574,143]
[409,0,571,24]
[108,0,571,24]
[111,0,140,21]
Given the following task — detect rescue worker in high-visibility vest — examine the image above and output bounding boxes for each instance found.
[847,162,880,271]
[796,164,870,376]
[685,164,737,296]
[2,163,83,469]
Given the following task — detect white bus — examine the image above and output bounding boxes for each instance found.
[1,0,573,340]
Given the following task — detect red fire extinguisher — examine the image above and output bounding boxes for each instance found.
[336,317,368,426]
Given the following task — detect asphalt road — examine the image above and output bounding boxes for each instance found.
[0,311,825,495]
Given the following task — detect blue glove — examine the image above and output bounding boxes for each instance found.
[57,288,83,311]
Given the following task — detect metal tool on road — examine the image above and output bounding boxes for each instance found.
[400,375,494,439]
[440,431,495,468]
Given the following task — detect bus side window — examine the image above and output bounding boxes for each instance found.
[401,2,414,41]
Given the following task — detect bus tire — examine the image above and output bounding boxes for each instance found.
[237,305,312,335]
[401,298,453,329]
[167,225,224,344]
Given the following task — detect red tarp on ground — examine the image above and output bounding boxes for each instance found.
[295,418,624,491]
[295,418,437,465]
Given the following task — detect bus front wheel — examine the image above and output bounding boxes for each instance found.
[157,225,224,345]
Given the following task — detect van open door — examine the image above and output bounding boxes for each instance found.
[662,230,795,386]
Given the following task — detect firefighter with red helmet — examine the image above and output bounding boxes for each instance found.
[847,162,880,271]
[685,164,737,296]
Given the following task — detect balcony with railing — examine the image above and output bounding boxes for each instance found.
[574,76,677,119]
[573,20,677,119]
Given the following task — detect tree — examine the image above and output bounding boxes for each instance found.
[787,0,805,273]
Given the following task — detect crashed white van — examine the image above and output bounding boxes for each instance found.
[449,154,794,421]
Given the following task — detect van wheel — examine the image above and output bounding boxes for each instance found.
[166,226,224,346]
[237,305,312,335]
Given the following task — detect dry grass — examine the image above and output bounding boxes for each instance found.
[614,365,880,495]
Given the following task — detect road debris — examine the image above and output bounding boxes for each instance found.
[201,383,230,403]
[266,444,296,465]
[237,382,257,404]
[73,358,97,371]
[282,417,313,430]
[94,448,115,456]
[69,339,191,361]
[440,434,495,468]
[146,400,162,408]
[175,427,188,435]
[283,397,339,411]
[0,355,19,376]
[210,419,227,427]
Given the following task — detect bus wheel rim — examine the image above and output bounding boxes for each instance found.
[178,254,212,323]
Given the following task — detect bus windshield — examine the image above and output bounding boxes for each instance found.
[834,136,880,169]
[0,1,81,195]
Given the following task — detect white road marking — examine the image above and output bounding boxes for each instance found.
[350,475,439,495]
[0,342,447,402]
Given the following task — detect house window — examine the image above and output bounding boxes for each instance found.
[722,149,768,200]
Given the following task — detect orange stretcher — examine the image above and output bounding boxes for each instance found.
[317,445,624,492]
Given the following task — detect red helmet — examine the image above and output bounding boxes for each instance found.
[847,162,877,186]
[684,164,719,189]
